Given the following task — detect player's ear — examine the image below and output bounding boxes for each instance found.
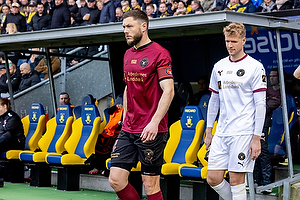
[242,37,246,45]
[141,22,147,33]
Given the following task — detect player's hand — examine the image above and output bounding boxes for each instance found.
[204,127,213,150]
[140,121,158,143]
[249,135,261,160]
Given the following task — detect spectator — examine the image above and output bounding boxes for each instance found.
[75,0,100,26]
[121,0,130,12]
[99,0,116,23]
[58,92,74,109]
[6,23,18,34]
[199,0,213,11]
[1,4,10,33]
[276,0,293,10]
[0,98,25,187]
[170,0,179,15]
[44,0,54,14]
[131,0,140,10]
[5,0,11,7]
[146,3,156,18]
[188,0,203,14]
[210,0,229,10]
[68,0,78,15]
[80,0,87,8]
[27,3,51,31]
[227,0,239,10]
[294,65,300,79]
[26,1,37,25]
[236,0,256,13]
[34,49,61,80]
[194,76,209,105]
[0,52,4,63]
[173,1,188,15]
[16,62,40,93]
[0,62,21,97]
[3,2,26,33]
[51,0,71,29]
[28,48,43,70]
[158,2,169,17]
[97,1,103,10]
[115,7,123,21]
[20,0,29,14]
[141,0,156,13]
[256,0,277,12]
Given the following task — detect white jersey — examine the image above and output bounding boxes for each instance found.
[209,54,267,136]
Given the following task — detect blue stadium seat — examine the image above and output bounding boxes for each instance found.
[161,105,204,200]
[73,94,96,120]
[198,94,211,144]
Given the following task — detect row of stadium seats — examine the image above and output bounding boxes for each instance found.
[0,101,105,191]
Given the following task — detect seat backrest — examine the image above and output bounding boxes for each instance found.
[164,105,204,164]
[198,94,210,123]
[24,103,45,151]
[38,105,74,153]
[65,104,101,159]
[268,94,297,155]
[177,82,193,115]
[73,94,96,120]
[99,107,110,133]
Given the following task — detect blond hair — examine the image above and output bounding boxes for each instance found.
[223,22,246,38]
[6,23,18,34]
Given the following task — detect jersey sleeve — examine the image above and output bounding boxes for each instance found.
[208,66,219,93]
[252,63,267,93]
[156,50,173,81]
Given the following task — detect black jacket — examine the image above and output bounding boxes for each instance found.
[51,3,71,29]
[0,69,22,93]
[69,3,79,14]
[2,12,26,34]
[99,0,115,24]
[75,6,100,26]
[27,12,52,31]
[0,110,25,153]
[16,71,40,93]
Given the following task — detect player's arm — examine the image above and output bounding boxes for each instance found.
[294,65,300,79]
[140,78,174,143]
[249,90,266,160]
[122,86,127,122]
[204,91,219,150]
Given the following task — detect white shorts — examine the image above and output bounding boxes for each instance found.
[207,134,255,172]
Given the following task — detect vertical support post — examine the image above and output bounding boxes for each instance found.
[247,172,256,200]
[45,48,57,116]
[106,45,116,99]
[275,29,293,179]
[61,56,66,93]
[3,52,15,111]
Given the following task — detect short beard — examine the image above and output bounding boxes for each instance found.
[127,31,143,47]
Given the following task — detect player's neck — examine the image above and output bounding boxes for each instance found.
[134,36,151,49]
[230,51,246,62]
[272,84,280,91]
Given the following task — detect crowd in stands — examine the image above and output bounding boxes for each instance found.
[0,0,298,35]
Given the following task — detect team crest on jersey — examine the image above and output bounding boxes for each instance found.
[238,152,245,160]
[237,69,245,77]
[218,81,221,89]
[140,58,149,67]
[262,75,266,82]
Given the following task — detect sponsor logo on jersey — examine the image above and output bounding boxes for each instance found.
[140,58,149,67]
[218,70,223,76]
[237,69,245,77]
[262,75,266,82]
[227,71,233,74]
[218,81,222,89]
[131,60,137,64]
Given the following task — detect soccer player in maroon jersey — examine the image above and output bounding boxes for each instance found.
[108,9,174,200]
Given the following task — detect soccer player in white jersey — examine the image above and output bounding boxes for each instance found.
[204,22,267,200]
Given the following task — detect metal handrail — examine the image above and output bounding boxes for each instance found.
[13,46,108,99]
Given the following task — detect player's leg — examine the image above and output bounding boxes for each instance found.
[228,171,246,200]
[142,174,162,199]
[207,170,232,200]
[109,131,140,200]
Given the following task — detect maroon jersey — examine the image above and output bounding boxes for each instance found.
[122,42,173,134]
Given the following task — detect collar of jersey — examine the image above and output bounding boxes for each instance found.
[229,53,247,63]
[134,41,153,51]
